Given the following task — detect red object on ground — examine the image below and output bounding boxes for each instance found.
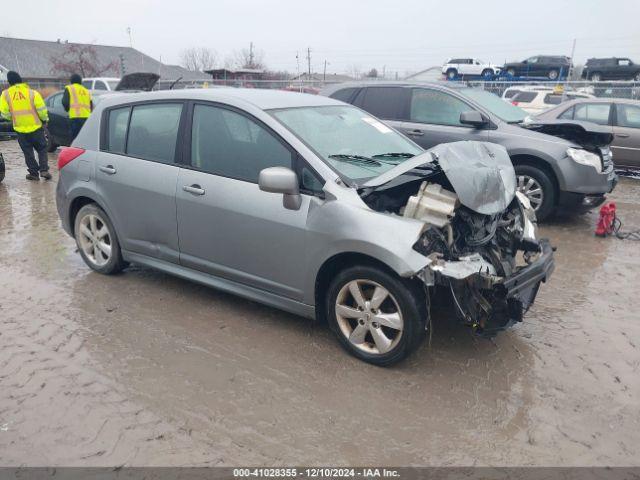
[595,202,617,237]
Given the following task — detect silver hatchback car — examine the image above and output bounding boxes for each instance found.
[56,89,554,365]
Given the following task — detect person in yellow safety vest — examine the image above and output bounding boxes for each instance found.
[62,73,93,141]
[0,71,51,181]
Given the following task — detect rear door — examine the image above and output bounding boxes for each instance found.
[45,92,72,146]
[96,101,184,263]
[175,102,317,300]
[395,87,489,149]
[612,102,640,168]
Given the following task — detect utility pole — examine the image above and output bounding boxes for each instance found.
[323,60,327,82]
[567,38,577,83]
[126,27,133,48]
[249,42,255,68]
[306,47,312,77]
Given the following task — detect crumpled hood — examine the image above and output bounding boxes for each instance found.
[363,141,516,215]
[522,119,613,147]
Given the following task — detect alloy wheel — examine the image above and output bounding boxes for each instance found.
[78,214,112,267]
[548,69,559,80]
[335,279,404,355]
[517,175,544,211]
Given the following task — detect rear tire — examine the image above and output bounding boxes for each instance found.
[514,164,556,221]
[507,68,516,77]
[481,69,493,78]
[74,203,126,275]
[446,69,458,80]
[326,265,426,366]
[548,69,559,80]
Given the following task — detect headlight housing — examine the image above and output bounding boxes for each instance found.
[567,148,602,173]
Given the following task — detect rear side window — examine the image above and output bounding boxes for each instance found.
[616,104,640,128]
[94,81,108,91]
[106,107,130,154]
[410,89,470,126]
[503,89,521,99]
[126,103,183,163]
[330,88,359,104]
[512,92,537,103]
[573,103,611,125]
[544,94,563,105]
[190,104,292,183]
[558,106,574,120]
[359,87,408,120]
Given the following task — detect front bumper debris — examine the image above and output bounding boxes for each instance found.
[423,239,555,336]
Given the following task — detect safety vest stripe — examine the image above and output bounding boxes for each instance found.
[68,85,90,117]
[3,90,16,124]
[28,90,42,126]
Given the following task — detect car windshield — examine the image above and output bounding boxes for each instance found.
[271,105,423,183]
[460,88,528,123]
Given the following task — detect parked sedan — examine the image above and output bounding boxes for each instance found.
[56,89,554,365]
[536,98,640,170]
[322,82,617,221]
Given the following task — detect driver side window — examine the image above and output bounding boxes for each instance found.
[410,89,471,126]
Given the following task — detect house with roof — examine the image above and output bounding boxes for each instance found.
[0,36,208,87]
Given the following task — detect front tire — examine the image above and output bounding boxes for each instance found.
[326,265,426,366]
[481,68,493,78]
[74,203,126,275]
[446,68,458,80]
[548,69,559,80]
[514,164,556,221]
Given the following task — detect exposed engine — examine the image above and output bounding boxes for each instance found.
[359,141,554,336]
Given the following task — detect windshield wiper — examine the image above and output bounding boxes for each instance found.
[328,154,382,167]
[372,152,416,159]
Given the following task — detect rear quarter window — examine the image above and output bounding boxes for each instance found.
[330,88,359,104]
[105,107,130,154]
[359,87,408,120]
[512,91,537,103]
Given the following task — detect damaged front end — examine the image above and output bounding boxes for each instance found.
[361,142,555,336]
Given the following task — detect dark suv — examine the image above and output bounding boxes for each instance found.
[581,58,640,81]
[322,82,617,221]
[503,56,571,80]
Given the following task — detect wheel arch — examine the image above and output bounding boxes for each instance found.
[510,154,561,205]
[313,252,425,324]
[67,193,114,234]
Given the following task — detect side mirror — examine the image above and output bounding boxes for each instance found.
[258,166,302,210]
[460,111,488,128]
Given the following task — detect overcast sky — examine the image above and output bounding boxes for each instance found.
[3,0,640,76]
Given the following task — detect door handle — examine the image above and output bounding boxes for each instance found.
[99,165,116,175]
[183,184,205,195]
[407,129,424,137]
[615,133,630,138]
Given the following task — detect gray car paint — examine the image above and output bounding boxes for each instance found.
[536,97,640,170]
[321,82,617,203]
[57,89,432,319]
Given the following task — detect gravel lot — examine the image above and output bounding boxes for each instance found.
[1,140,639,467]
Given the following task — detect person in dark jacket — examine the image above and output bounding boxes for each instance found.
[62,74,93,140]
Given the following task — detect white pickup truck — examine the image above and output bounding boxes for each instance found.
[442,58,501,80]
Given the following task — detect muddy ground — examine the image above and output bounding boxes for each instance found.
[0,140,639,467]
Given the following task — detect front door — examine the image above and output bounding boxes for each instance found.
[95,102,183,263]
[395,88,489,150]
[176,103,311,300]
[612,102,640,169]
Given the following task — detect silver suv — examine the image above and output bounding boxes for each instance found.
[56,89,554,365]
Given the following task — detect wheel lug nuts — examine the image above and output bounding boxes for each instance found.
[358,319,365,325]
[372,322,379,329]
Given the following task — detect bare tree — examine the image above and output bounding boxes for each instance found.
[366,68,379,78]
[234,45,266,70]
[179,47,218,72]
[50,44,117,78]
[345,64,362,79]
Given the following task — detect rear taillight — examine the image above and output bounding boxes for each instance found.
[58,147,85,170]
[511,101,519,106]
